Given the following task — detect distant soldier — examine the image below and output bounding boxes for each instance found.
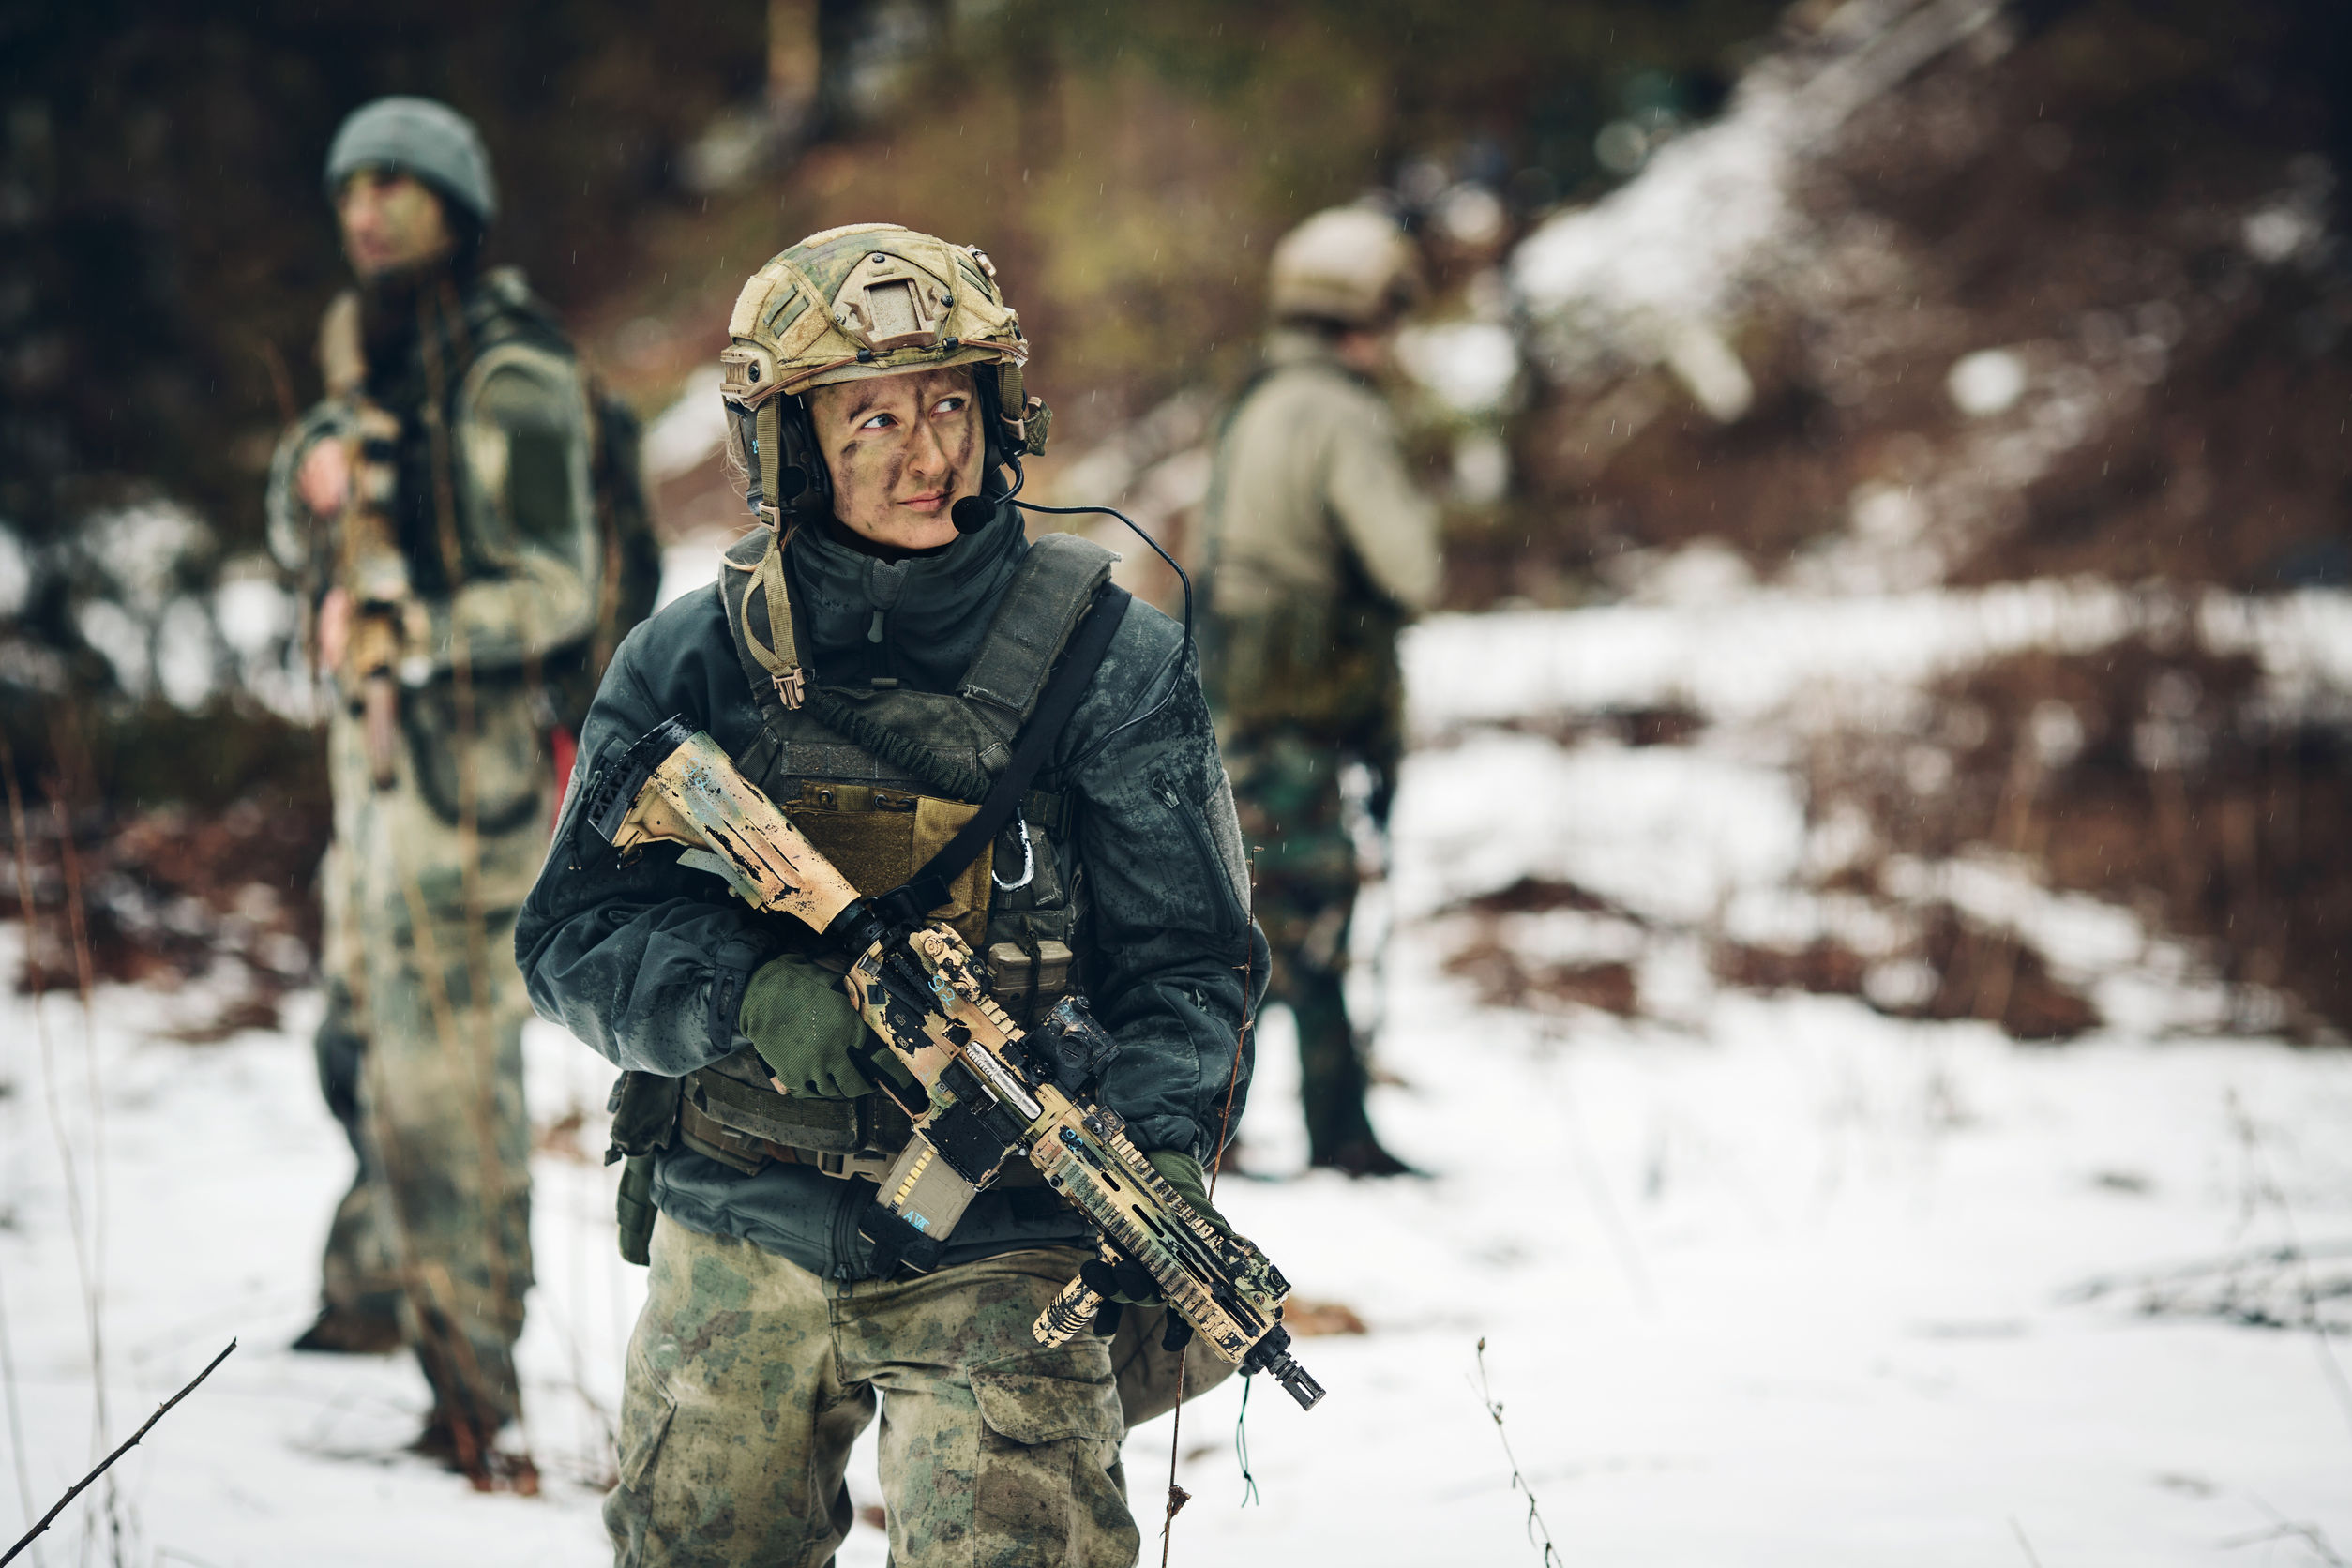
[1199,205,1440,1176]
[265,97,648,1484]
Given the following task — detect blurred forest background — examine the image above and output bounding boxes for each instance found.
[3,0,2351,1041]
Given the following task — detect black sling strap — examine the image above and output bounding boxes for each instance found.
[870,583,1131,928]
[857,580,1129,1279]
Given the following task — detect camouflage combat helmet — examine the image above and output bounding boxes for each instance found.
[1268,205,1423,328]
[720,223,1050,527]
[324,97,498,227]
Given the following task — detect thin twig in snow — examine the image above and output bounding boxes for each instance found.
[0,1273,38,1566]
[0,1340,234,1568]
[46,719,124,1561]
[1551,1043,1657,1314]
[2010,1516,2046,1568]
[2,737,109,1561]
[154,1549,229,1568]
[2218,1497,2346,1567]
[2060,1239,2352,1304]
[1472,1339,1563,1568]
[520,1247,617,1488]
[0,756,43,1563]
[2224,1092,2352,1455]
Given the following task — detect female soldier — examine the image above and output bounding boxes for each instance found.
[517,223,1264,1566]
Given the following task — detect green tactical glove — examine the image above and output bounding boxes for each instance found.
[1082,1150,1240,1307]
[1147,1148,1237,1242]
[739,954,875,1099]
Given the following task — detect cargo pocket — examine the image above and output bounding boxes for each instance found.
[603,1344,680,1566]
[617,1349,679,1490]
[968,1364,1125,1447]
[966,1361,1136,1565]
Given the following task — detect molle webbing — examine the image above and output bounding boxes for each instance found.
[960,533,1120,724]
[677,1049,915,1178]
[878,581,1128,926]
[807,689,990,802]
[688,1057,867,1153]
[808,533,1123,812]
[716,523,1120,771]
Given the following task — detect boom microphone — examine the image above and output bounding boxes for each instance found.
[961,458,1194,638]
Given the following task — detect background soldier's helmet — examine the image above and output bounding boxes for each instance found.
[324,97,498,228]
[1267,205,1424,328]
[720,222,1050,527]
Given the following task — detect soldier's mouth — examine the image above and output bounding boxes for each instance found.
[897,490,949,514]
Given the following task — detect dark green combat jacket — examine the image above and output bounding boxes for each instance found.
[516,505,1266,1280]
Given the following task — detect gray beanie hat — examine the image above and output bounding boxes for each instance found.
[324,97,497,227]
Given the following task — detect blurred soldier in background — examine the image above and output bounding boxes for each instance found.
[1199,204,1441,1177]
[265,96,653,1485]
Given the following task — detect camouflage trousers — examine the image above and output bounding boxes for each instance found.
[313,688,549,1435]
[1221,725,1379,1161]
[607,1217,1140,1568]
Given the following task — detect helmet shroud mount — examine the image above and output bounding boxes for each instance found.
[720,223,1053,531]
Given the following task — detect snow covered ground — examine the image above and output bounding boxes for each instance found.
[4,573,2350,1565]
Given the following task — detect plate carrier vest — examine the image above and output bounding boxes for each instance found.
[673,523,1120,1180]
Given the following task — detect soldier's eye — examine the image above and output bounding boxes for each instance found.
[933,396,967,416]
[857,412,896,431]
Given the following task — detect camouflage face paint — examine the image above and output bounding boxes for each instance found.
[808,367,984,551]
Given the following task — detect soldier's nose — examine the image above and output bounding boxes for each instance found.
[905,425,949,487]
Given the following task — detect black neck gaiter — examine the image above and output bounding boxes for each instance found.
[785,501,1027,693]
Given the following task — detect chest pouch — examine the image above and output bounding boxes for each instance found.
[673,784,998,1179]
[681,527,1127,1182]
[784,782,992,948]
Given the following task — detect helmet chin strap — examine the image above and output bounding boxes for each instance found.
[734,396,827,530]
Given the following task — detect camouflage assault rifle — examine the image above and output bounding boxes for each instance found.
[585,716,1325,1411]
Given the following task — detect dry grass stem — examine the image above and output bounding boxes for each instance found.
[1473,1338,1563,1568]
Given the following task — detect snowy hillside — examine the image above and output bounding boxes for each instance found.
[8,0,2350,1559]
[4,564,2349,1566]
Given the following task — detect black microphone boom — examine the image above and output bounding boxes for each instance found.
[1014,498,1191,641]
[959,457,1192,638]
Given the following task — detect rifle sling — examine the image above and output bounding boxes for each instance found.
[873,583,1129,927]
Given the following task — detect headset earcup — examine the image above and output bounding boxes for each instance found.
[775,397,830,520]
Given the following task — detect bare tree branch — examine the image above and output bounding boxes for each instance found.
[0,1340,235,1567]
